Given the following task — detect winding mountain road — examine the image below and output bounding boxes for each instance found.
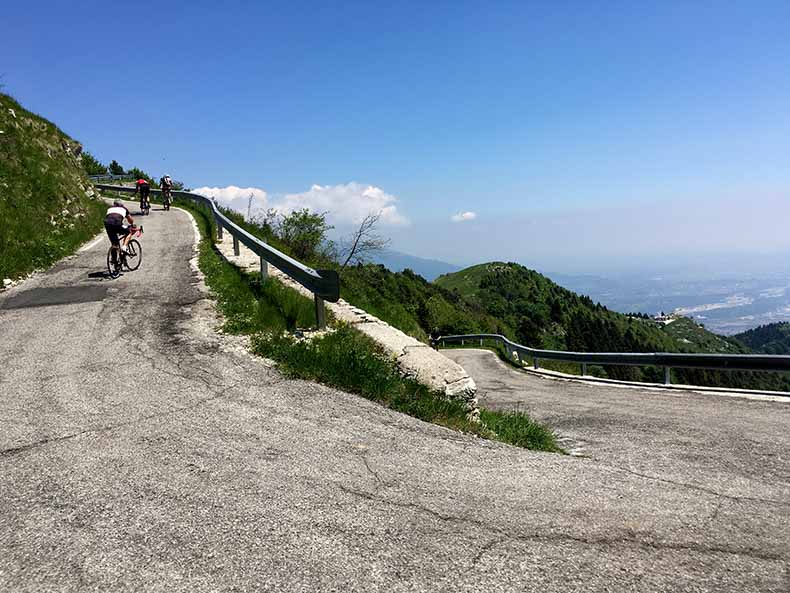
[1,203,788,592]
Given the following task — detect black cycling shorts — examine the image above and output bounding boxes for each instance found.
[105,222,130,247]
[139,184,150,199]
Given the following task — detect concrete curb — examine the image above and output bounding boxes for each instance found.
[211,236,479,414]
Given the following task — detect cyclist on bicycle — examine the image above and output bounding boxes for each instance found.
[160,175,173,207]
[135,177,151,212]
[105,201,135,265]
[160,175,172,192]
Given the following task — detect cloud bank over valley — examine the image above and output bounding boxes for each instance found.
[192,182,408,227]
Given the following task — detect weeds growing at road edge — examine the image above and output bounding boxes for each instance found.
[479,409,563,452]
[155,197,564,453]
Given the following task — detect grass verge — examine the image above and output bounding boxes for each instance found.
[148,195,564,453]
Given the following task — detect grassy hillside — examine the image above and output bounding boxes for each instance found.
[0,93,105,281]
[734,322,790,354]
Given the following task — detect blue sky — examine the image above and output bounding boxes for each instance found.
[3,1,790,271]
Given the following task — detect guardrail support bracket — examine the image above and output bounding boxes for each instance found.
[260,257,269,282]
[315,295,326,330]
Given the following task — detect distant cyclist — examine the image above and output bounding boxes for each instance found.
[135,177,151,213]
[160,175,173,209]
[105,201,135,266]
[160,175,172,192]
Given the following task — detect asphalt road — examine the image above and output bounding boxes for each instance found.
[1,203,788,592]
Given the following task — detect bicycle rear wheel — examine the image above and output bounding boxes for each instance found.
[124,239,142,271]
[107,247,121,279]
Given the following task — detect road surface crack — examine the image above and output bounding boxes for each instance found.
[599,463,790,508]
[360,454,385,488]
[0,382,242,460]
[336,485,785,563]
[471,537,505,566]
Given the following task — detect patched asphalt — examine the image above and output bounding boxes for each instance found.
[1,204,788,592]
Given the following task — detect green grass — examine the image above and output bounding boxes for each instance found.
[0,93,106,280]
[167,196,563,453]
[479,409,563,452]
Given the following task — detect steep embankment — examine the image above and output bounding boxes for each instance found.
[0,93,105,282]
[735,322,790,354]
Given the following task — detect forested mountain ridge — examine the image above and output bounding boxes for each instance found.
[435,262,744,354]
[435,262,787,390]
[734,322,790,354]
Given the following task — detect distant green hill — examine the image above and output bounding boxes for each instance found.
[734,322,790,354]
[0,93,105,280]
[436,262,743,353]
[436,262,787,390]
[340,264,506,341]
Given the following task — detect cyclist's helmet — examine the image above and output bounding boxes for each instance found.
[113,200,124,207]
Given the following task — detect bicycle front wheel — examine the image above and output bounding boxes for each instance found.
[107,247,121,279]
[124,239,142,271]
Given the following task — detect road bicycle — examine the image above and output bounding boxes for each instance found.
[107,225,143,279]
[140,196,151,216]
[162,188,172,211]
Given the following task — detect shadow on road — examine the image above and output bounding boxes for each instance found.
[87,271,117,281]
[1,285,109,309]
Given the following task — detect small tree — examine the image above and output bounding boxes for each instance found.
[126,167,151,183]
[108,160,124,175]
[81,151,107,175]
[246,192,254,222]
[277,209,333,260]
[338,211,390,268]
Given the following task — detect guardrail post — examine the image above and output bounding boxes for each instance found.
[461,339,465,346]
[664,366,671,385]
[216,220,223,241]
[534,357,540,370]
[315,295,326,330]
[233,235,240,256]
[480,338,483,346]
[513,350,521,364]
[582,363,587,376]
[260,257,269,281]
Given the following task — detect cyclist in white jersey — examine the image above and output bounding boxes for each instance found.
[104,201,135,265]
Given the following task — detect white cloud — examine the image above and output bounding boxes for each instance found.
[451,211,477,222]
[194,182,408,226]
[192,185,269,219]
[277,183,407,226]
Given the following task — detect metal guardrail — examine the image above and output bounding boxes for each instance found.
[96,184,340,328]
[437,333,790,387]
[89,174,136,182]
